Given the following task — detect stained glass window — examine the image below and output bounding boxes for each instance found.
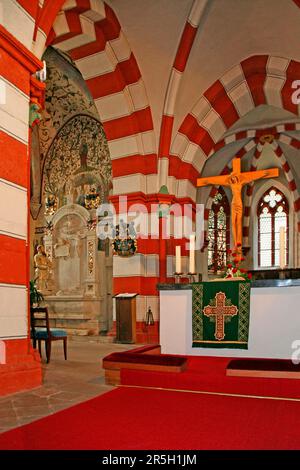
[257,187,289,268]
[207,189,230,273]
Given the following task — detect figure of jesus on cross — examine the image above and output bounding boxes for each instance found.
[197,158,279,257]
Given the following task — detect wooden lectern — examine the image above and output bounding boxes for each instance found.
[114,293,138,343]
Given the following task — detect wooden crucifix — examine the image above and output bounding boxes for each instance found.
[197,158,279,256]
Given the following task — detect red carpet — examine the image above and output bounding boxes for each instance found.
[121,356,300,399]
[1,386,300,449]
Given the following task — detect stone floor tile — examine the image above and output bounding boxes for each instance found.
[0,339,135,431]
[12,395,49,408]
[14,405,52,418]
[32,387,60,398]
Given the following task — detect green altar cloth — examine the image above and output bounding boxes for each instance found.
[192,280,251,349]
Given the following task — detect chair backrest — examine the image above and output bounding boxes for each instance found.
[30,306,50,338]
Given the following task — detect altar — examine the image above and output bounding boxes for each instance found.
[158,280,300,359]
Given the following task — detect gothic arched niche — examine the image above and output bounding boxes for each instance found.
[30,46,113,335]
[42,114,111,213]
[31,46,112,222]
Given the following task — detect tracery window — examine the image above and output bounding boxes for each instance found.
[207,189,230,273]
[257,187,289,268]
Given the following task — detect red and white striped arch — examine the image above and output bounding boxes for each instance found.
[169,55,300,197]
[272,141,300,229]
[10,0,160,339]
[14,0,158,195]
[211,123,300,156]
[41,1,157,197]
[243,135,300,244]
[204,133,300,248]
[158,0,209,188]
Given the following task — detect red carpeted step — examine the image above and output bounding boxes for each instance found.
[120,356,300,399]
[227,358,300,379]
[103,350,187,385]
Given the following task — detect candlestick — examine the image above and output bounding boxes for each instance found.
[175,245,181,274]
[189,234,195,274]
[279,226,285,270]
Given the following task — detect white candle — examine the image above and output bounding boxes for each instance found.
[189,234,195,273]
[279,226,285,270]
[175,245,181,273]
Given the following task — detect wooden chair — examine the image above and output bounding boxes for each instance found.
[30,307,67,363]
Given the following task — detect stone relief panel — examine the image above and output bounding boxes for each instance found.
[42,114,112,214]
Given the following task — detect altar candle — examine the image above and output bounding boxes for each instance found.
[279,226,285,270]
[175,246,181,273]
[189,234,195,273]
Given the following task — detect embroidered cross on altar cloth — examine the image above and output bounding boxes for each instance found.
[192,280,251,349]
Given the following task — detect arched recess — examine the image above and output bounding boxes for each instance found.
[41,113,111,210]
[257,187,289,268]
[34,0,157,193]
[30,2,161,339]
[169,54,300,199]
[243,140,300,245]
[251,179,295,270]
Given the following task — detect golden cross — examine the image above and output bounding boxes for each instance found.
[197,157,279,253]
[203,292,238,341]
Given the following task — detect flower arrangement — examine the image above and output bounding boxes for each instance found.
[224,243,252,281]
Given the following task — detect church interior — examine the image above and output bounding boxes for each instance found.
[1,0,300,451]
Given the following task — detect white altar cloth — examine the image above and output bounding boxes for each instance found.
[159,285,300,359]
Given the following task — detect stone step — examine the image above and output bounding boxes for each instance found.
[36,318,98,328]
[48,313,93,320]
[70,334,116,343]
[60,328,91,336]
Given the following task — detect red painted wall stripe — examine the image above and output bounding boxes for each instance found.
[100,3,121,40]
[85,54,141,98]
[158,115,174,157]
[0,48,30,95]
[204,80,239,128]
[17,0,39,20]
[65,29,106,59]
[0,235,27,285]
[0,132,28,187]
[289,180,297,191]
[112,154,157,177]
[241,56,268,106]
[294,198,300,211]
[113,277,160,296]
[173,22,197,72]
[35,0,65,39]
[179,114,214,154]
[290,138,300,149]
[168,154,199,184]
[103,108,153,141]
